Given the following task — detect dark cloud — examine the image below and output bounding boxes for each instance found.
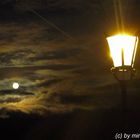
[0,32,16,42]
[0,49,35,65]
[15,0,90,11]
[0,97,21,104]
[33,79,63,88]
[0,89,34,96]
[30,48,81,61]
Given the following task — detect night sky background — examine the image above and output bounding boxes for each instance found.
[0,0,140,140]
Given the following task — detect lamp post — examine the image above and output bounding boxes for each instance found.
[106,34,139,112]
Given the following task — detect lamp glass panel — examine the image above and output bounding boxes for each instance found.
[132,37,139,67]
[107,35,138,67]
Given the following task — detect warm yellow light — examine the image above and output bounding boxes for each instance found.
[107,34,139,67]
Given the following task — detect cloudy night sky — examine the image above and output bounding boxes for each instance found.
[0,0,140,139]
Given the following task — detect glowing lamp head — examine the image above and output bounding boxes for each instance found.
[12,82,19,89]
[107,34,139,68]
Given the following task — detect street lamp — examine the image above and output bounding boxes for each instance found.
[106,34,139,111]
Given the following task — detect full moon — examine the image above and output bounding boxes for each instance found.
[12,82,19,89]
